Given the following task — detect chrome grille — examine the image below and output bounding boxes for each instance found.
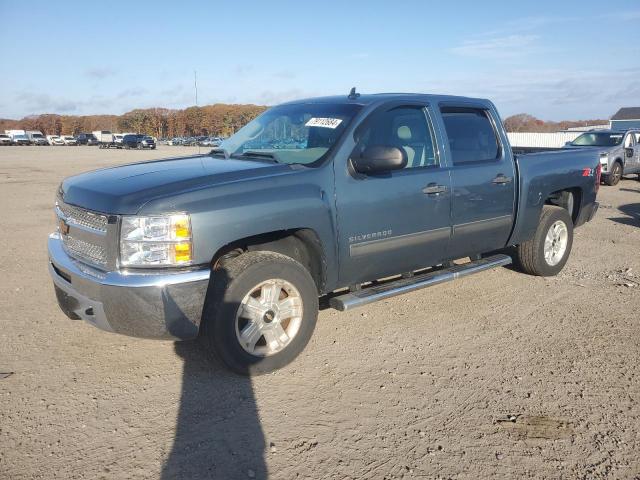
[55,200,115,270]
[62,235,108,266]
[56,202,108,233]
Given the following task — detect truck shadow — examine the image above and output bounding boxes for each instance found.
[608,203,640,227]
[161,270,267,480]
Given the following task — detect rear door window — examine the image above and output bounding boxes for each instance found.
[440,107,500,165]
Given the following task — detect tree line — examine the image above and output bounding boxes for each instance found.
[503,113,608,133]
[1,107,609,137]
[0,103,267,138]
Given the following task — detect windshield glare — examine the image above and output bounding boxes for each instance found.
[572,132,623,147]
[221,103,362,165]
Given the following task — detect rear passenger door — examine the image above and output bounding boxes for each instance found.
[439,105,516,258]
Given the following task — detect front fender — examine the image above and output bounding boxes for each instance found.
[138,166,339,289]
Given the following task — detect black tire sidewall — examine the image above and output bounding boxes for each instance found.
[533,207,573,276]
[205,254,318,375]
[606,162,622,186]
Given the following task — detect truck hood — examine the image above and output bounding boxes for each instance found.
[61,155,289,214]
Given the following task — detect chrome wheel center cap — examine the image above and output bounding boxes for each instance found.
[263,310,276,323]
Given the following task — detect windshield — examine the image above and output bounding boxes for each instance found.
[220,103,362,165]
[572,132,624,147]
[32,134,44,138]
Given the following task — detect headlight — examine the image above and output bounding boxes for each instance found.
[120,214,192,267]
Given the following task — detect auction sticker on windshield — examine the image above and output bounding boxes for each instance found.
[305,117,343,129]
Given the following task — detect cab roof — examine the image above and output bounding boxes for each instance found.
[279,92,492,107]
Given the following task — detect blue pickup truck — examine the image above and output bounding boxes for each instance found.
[48,91,601,374]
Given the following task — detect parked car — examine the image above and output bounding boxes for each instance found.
[60,135,78,146]
[5,129,30,145]
[48,91,600,375]
[76,133,98,146]
[0,134,11,145]
[122,134,155,149]
[12,134,30,146]
[113,134,124,147]
[564,129,640,185]
[141,136,156,149]
[200,137,222,147]
[168,137,184,146]
[47,135,65,146]
[26,130,48,146]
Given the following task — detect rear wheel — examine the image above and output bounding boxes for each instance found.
[515,205,573,276]
[605,162,622,186]
[201,251,319,375]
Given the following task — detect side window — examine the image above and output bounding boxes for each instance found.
[354,106,438,169]
[441,107,500,165]
[624,133,635,148]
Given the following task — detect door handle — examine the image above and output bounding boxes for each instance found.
[422,183,448,195]
[492,174,512,185]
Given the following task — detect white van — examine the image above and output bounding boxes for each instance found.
[26,130,48,145]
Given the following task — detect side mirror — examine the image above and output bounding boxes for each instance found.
[564,141,572,147]
[352,145,407,174]
[625,147,634,158]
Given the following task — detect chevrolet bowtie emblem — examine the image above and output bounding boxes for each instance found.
[59,219,70,235]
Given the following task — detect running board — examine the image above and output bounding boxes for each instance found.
[329,254,512,312]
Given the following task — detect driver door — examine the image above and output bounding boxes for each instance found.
[334,103,452,285]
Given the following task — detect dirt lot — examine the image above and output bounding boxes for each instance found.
[0,145,639,479]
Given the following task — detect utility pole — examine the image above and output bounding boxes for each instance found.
[194,70,200,153]
[194,70,198,107]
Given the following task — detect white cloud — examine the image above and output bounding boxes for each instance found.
[253,88,318,105]
[425,68,638,119]
[84,67,117,79]
[15,92,80,113]
[451,34,539,59]
[606,10,640,21]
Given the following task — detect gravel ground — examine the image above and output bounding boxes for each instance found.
[0,146,639,479]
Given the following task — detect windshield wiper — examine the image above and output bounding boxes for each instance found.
[232,150,280,163]
[210,147,230,159]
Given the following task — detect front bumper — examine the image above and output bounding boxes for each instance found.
[48,233,210,340]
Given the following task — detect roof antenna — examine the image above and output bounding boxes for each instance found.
[348,87,360,99]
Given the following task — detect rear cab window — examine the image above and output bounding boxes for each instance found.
[440,107,501,165]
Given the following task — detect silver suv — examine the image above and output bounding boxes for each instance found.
[565,129,640,185]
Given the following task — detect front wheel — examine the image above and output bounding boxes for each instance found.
[515,205,573,276]
[605,162,622,186]
[201,251,319,375]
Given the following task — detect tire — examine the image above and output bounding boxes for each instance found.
[201,251,319,375]
[605,161,622,186]
[515,205,573,276]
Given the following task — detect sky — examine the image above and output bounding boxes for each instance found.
[1,0,639,121]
